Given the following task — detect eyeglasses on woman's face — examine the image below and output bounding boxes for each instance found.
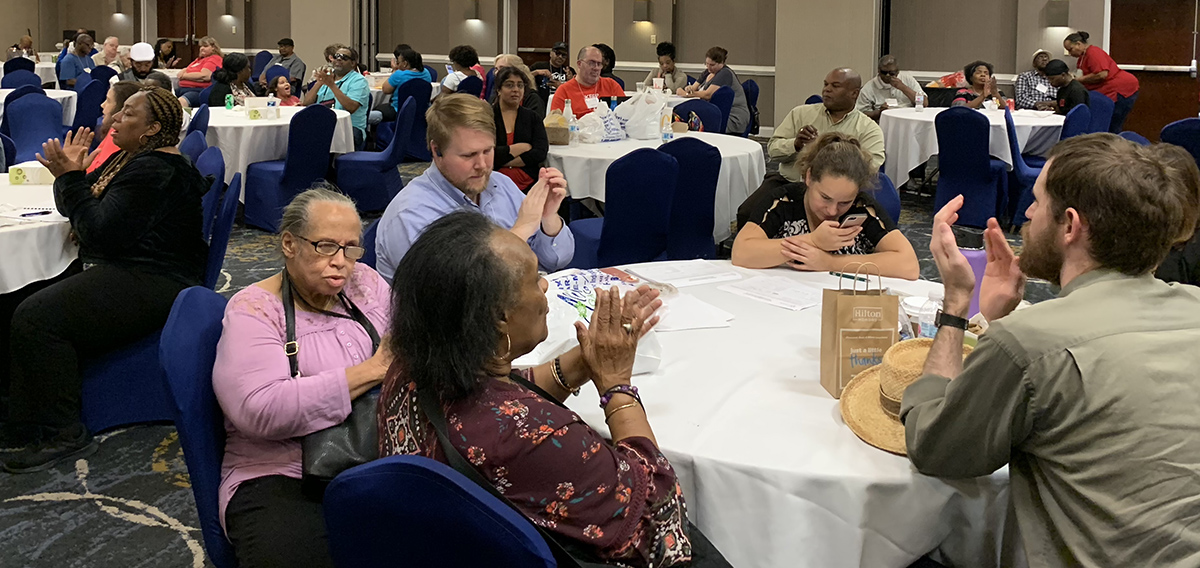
[295,235,365,260]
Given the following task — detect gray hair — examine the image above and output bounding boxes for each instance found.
[878,55,897,68]
[278,182,360,251]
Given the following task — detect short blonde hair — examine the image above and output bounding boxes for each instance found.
[426,94,495,153]
[198,36,222,57]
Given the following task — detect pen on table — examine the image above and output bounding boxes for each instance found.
[829,271,869,283]
[20,210,52,217]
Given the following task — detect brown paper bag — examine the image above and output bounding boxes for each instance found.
[820,264,900,398]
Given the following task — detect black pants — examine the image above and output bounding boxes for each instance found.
[225,475,335,568]
[8,264,186,428]
[1109,91,1139,134]
[374,101,398,123]
[0,261,82,417]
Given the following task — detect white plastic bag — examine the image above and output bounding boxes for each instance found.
[593,104,626,142]
[577,113,605,144]
[621,91,667,140]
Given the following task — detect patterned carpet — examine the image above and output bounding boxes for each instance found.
[0,140,1053,568]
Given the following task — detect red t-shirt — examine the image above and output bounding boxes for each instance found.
[1077,44,1139,100]
[86,131,120,174]
[550,77,625,119]
[497,132,535,190]
[179,54,223,88]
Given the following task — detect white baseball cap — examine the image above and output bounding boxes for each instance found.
[130,42,155,62]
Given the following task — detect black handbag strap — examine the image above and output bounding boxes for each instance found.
[281,270,380,377]
[417,377,605,568]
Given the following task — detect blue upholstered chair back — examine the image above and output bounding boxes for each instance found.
[659,136,720,259]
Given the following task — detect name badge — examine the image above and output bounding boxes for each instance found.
[585,94,600,109]
[1035,83,1049,94]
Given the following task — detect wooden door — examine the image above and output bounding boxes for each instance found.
[157,0,207,63]
[517,0,568,67]
[1110,0,1198,140]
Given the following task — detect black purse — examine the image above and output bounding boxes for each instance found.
[280,271,382,499]
[417,374,731,568]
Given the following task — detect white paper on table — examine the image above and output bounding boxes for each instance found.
[655,293,735,332]
[718,276,823,311]
[628,260,742,287]
[0,205,67,224]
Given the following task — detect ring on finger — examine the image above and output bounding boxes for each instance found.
[621,322,634,334]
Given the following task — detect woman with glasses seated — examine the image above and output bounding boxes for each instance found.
[211,184,393,567]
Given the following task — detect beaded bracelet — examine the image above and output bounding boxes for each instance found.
[599,384,640,408]
[551,357,580,396]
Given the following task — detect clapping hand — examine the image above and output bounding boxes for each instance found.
[36,128,97,178]
[929,196,978,312]
[537,167,568,220]
[574,286,660,391]
[315,67,335,87]
[980,218,1026,321]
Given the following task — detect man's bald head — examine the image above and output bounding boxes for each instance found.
[821,68,863,112]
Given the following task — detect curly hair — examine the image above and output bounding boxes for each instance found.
[387,211,520,402]
[656,41,676,60]
[449,45,480,69]
[963,60,994,83]
[796,132,876,190]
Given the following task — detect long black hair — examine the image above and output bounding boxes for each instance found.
[388,211,518,402]
[154,38,176,60]
[213,52,248,84]
[593,43,616,74]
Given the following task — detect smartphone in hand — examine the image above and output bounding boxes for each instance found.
[839,213,868,229]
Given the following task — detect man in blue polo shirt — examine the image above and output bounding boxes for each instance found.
[58,33,96,88]
[301,45,370,150]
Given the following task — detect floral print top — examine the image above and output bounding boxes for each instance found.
[378,371,692,567]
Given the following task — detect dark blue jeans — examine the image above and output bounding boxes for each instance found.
[1109,91,1139,133]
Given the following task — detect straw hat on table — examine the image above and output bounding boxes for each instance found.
[839,338,972,455]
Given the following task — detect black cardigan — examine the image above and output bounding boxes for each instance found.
[493,104,549,186]
[54,151,209,286]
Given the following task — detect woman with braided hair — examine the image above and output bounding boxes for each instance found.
[1,86,209,473]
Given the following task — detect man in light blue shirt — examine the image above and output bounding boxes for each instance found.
[302,45,370,149]
[377,94,574,283]
[58,33,97,88]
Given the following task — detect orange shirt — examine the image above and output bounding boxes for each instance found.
[550,77,625,119]
[86,131,121,174]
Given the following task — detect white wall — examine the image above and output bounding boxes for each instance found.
[291,0,354,72]
[1016,0,1107,71]
[569,0,614,57]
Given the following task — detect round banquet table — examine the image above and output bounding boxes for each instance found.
[880,107,1065,188]
[536,260,1017,568]
[0,168,78,294]
[0,88,78,127]
[204,106,355,185]
[545,132,765,242]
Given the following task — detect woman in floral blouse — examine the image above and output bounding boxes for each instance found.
[378,211,727,567]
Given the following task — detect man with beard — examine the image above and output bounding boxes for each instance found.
[900,133,1200,568]
[375,94,575,283]
[118,42,157,82]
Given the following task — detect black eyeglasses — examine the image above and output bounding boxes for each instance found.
[295,235,365,260]
[878,70,898,77]
[331,53,353,61]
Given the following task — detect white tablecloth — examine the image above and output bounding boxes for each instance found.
[546,132,765,242]
[0,89,78,127]
[557,261,1015,568]
[0,171,77,294]
[0,62,58,88]
[156,69,182,92]
[881,107,1064,187]
[204,106,355,185]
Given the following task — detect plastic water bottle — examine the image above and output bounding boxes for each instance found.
[564,100,579,146]
[917,290,944,338]
[914,93,925,113]
[660,110,674,144]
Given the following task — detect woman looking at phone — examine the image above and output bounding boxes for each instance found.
[732,132,919,279]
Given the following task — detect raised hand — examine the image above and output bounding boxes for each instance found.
[929,195,977,311]
[36,128,97,178]
[573,286,650,391]
[980,217,1026,321]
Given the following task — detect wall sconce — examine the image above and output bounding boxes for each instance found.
[224,0,232,16]
[1046,0,1069,27]
[466,0,481,21]
[634,0,651,22]
[114,0,124,14]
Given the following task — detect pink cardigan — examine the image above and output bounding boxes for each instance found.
[211,265,391,530]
